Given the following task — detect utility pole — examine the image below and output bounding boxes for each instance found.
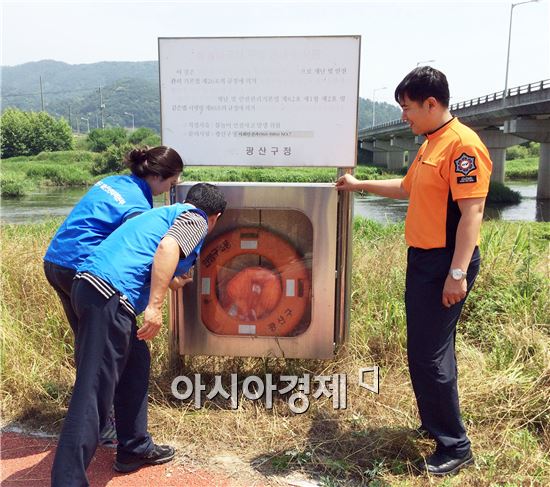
[39,76,45,111]
[68,105,72,132]
[504,0,539,100]
[81,117,90,133]
[124,112,135,131]
[372,87,387,127]
[99,85,105,129]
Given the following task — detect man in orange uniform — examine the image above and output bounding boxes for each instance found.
[336,66,492,476]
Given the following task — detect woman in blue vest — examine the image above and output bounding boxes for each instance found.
[43,145,183,444]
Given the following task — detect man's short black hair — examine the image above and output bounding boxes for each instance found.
[394,66,450,107]
[185,183,226,216]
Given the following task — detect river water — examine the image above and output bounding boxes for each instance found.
[354,181,549,223]
[1,181,548,224]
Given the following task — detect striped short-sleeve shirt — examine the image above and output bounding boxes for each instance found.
[165,210,208,256]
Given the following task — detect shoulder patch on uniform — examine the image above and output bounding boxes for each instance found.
[454,153,476,175]
[457,175,477,184]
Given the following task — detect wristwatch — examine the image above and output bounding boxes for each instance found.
[449,268,467,281]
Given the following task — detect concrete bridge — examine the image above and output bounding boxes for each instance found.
[358,80,550,199]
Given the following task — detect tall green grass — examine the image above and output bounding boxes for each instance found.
[0,175,32,198]
[1,218,548,485]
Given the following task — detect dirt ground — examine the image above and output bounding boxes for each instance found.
[0,428,322,487]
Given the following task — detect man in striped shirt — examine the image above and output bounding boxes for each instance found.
[51,183,226,487]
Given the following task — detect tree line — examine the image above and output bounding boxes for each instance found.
[0,108,161,174]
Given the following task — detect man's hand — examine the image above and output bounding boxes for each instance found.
[335,173,360,191]
[168,269,194,291]
[140,236,180,340]
[442,275,467,308]
[137,305,163,340]
[334,175,409,199]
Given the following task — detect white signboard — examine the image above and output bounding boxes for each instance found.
[159,36,360,167]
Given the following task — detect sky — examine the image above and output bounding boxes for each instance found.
[1,0,549,106]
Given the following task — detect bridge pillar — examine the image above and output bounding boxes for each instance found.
[488,149,506,183]
[538,143,550,200]
[504,118,550,200]
[390,136,423,168]
[387,151,406,171]
[372,140,406,171]
[372,151,388,166]
[357,147,373,165]
[360,142,386,167]
[478,129,526,183]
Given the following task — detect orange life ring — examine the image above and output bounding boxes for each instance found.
[222,266,283,321]
[199,227,310,336]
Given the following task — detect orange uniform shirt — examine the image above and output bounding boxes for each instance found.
[402,117,492,249]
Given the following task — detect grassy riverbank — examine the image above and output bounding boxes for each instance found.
[0,150,397,197]
[505,156,539,180]
[1,219,548,485]
[0,151,98,197]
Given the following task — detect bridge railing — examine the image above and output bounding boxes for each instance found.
[361,79,550,134]
[450,79,550,110]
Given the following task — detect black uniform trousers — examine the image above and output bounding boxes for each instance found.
[51,278,153,487]
[405,246,480,456]
[43,261,79,335]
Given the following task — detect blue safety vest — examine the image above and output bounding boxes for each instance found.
[78,203,207,315]
[44,174,153,270]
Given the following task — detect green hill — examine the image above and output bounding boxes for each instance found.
[2,60,159,131]
[1,60,401,132]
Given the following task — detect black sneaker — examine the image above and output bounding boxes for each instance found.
[99,411,117,445]
[113,444,176,473]
[416,449,474,476]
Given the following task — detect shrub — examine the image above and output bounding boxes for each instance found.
[487,181,521,204]
[87,127,128,152]
[91,143,134,175]
[506,144,529,161]
[506,142,540,161]
[0,175,31,197]
[140,134,162,147]
[527,141,540,157]
[0,108,73,158]
[128,127,158,145]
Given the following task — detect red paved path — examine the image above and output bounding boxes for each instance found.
[1,432,236,486]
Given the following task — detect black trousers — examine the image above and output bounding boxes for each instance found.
[43,261,79,335]
[51,278,153,487]
[405,246,480,456]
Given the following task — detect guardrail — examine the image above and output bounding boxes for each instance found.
[360,79,550,134]
[450,79,549,110]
